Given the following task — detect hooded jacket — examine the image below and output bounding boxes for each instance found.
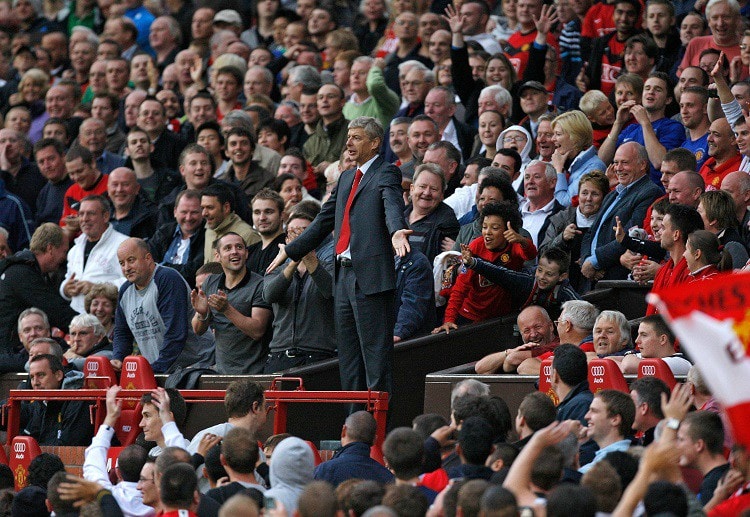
[497,125,533,194]
[265,437,315,516]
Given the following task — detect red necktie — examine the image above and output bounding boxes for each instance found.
[335,168,363,255]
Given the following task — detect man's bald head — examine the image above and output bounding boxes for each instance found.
[667,170,704,207]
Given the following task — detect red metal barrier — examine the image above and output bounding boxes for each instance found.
[2,380,389,461]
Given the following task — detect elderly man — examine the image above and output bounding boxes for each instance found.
[112,238,215,374]
[63,313,113,370]
[0,128,45,215]
[581,142,663,281]
[474,306,558,374]
[425,87,476,162]
[60,196,128,314]
[667,171,704,207]
[520,160,565,248]
[343,57,400,132]
[401,115,440,180]
[22,353,95,445]
[678,0,742,73]
[150,16,181,71]
[721,171,750,248]
[108,167,158,239]
[405,163,460,263]
[78,118,125,175]
[0,225,76,351]
[0,308,53,374]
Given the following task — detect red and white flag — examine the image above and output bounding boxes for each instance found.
[648,272,750,448]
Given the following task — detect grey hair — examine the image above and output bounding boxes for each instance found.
[706,0,740,17]
[70,313,106,337]
[0,227,9,241]
[430,85,456,107]
[223,110,255,133]
[686,365,710,395]
[289,65,322,92]
[29,337,63,358]
[595,310,632,348]
[478,166,511,183]
[526,159,557,182]
[158,16,182,46]
[560,300,599,332]
[353,56,375,66]
[277,100,301,118]
[248,65,273,85]
[622,141,649,168]
[413,162,447,191]
[71,26,99,47]
[348,116,384,142]
[17,307,50,336]
[362,506,398,517]
[450,379,490,407]
[480,85,512,118]
[398,60,429,74]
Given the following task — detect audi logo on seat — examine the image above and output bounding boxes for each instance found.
[87,363,99,372]
[641,365,656,376]
[543,365,552,376]
[125,362,137,372]
[590,366,605,376]
[13,442,25,453]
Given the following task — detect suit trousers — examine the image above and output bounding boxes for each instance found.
[335,265,395,394]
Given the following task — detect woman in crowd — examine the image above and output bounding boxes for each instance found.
[353,0,389,57]
[484,53,516,90]
[541,170,609,292]
[474,110,504,161]
[684,229,733,281]
[84,283,119,341]
[697,190,749,269]
[550,110,606,206]
[9,68,49,143]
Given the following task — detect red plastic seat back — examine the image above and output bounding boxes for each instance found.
[588,359,629,393]
[0,446,7,466]
[115,401,144,446]
[637,359,677,389]
[83,357,118,388]
[10,436,41,490]
[305,441,323,466]
[538,358,559,405]
[120,356,157,390]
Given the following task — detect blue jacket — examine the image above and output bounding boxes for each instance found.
[314,442,394,486]
[0,179,33,253]
[554,146,606,206]
[556,380,593,426]
[395,250,435,341]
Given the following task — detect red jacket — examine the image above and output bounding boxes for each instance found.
[444,237,536,323]
[699,154,743,191]
[646,256,690,315]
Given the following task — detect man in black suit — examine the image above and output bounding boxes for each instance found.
[424,86,477,162]
[580,141,663,281]
[267,116,412,395]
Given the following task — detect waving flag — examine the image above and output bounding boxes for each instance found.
[648,272,750,448]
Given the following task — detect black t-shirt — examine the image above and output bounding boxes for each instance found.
[246,233,286,275]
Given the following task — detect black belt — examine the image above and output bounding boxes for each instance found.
[338,257,353,267]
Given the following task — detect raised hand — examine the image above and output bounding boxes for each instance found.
[103,385,122,427]
[392,229,413,257]
[191,287,209,317]
[207,289,229,313]
[613,216,625,243]
[266,244,289,274]
[443,4,464,34]
[533,4,558,36]
[504,222,524,244]
[575,62,589,93]
[460,243,474,266]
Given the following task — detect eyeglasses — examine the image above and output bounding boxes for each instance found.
[138,476,154,484]
[503,136,527,143]
[554,319,566,327]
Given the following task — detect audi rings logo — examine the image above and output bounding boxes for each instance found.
[543,365,552,376]
[125,362,137,372]
[641,365,656,376]
[14,442,26,454]
[88,363,99,372]
[591,366,605,376]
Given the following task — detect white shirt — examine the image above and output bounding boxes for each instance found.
[441,119,462,159]
[520,198,556,247]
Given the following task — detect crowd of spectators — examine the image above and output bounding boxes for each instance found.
[0,0,746,513]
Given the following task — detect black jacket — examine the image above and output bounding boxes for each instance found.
[148,222,206,289]
[0,250,77,352]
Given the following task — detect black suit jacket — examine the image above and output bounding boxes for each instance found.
[581,175,663,279]
[285,156,407,295]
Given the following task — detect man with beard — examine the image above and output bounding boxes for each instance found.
[246,189,286,274]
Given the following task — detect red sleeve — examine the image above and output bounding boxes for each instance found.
[517,240,537,261]
[444,268,473,323]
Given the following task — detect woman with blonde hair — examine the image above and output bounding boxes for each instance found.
[698,190,748,269]
[550,110,606,206]
[10,68,49,142]
[84,283,119,340]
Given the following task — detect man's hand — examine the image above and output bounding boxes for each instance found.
[63,273,80,297]
[533,3,558,37]
[431,423,457,447]
[504,222,524,244]
[197,433,222,457]
[580,260,598,279]
[620,250,642,271]
[443,4,464,33]
[641,439,682,480]
[208,290,230,313]
[661,382,694,422]
[575,62,589,93]
[373,57,387,70]
[712,469,745,504]
[530,421,574,448]
[76,280,94,296]
[613,216,625,243]
[432,322,458,334]
[632,259,660,283]
[442,236,456,252]
[0,140,11,170]
[150,387,174,425]
[190,55,204,85]
[392,229,413,257]
[616,100,636,125]
[110,359,122,372]
[103,385,122,427]
[190,287,209,316]
[266,244,289,274]
[64,214,81,233]
[57,475,105,508]
[630,104,650,125]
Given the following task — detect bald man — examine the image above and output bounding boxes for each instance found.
[667,171,704,208]
[721,170,750,248]
[107,167,157,238]
[111,238,214,373]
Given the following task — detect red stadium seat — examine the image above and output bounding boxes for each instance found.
[305,441,323,466]
[10,436,41,490]
[116,356,157,446]
[0,446,7,465]
[120,356,157,390]
[637,358,677,389]
[588,359,629,393]
[83,357,118,388]
[538,358,559,405]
